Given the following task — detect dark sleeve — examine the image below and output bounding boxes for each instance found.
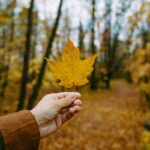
[0,110,40,150]
[0,132,5,150]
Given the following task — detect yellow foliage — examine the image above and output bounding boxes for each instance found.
[147,43,150,51]
[128,16,133,22]
[147,12,150,24]
[29,58,42,74]
[131,71,140,83]
[139,6,146,14]
[9,69,21,82]
[141,130,150,150]
[0,14,11,25]
[140,82,150,95]
[136,17,142,23]
[143,64,150,76]
[47,39,98,88]
[127,43,150,97]
[146,43,150,61]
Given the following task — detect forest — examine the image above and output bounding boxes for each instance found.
[0,0,150,149]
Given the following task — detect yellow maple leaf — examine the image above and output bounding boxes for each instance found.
[48,39,98,88]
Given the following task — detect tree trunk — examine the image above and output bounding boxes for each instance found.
[78,22,85,57]
[146,94,150,102]
[103,0,126,89]
[27,0,64,109]
[90,0,98,90]
[17,0,34,111]
[0,28,6,99]
[105,73,111,89]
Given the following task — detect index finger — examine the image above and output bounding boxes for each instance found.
[56,92,81,99]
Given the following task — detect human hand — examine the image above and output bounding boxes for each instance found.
[31,92,82,138]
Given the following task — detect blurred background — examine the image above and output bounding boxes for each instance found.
[0,0,150,149]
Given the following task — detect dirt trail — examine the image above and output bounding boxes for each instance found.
[40,80,146,150]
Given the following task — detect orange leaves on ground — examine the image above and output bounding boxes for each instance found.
[47,39,98,88]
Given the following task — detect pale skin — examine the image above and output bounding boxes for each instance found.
[31,92,82,138]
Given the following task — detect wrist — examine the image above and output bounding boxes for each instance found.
[30,109,42,138]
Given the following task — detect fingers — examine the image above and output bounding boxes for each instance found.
[60,99,82,114]
[55,114,63,128]
[73,99,82,106]
[54,94,76,110]
[62,112,74,123]
[54,92,68,99]
[56,92,81,108]
[69,105,81,114]
[62,105,81,123]
[61,105,82,116]
[60,108,68,114]
[59,100,82,124]
[55,112,74,128]
[55,92,81,99]
[50,92,82,111]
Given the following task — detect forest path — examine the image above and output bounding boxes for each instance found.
[40,80,147,150]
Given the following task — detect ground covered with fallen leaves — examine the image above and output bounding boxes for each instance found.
[39,80,148,150]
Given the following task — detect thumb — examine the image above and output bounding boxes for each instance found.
[54,95,76,110]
